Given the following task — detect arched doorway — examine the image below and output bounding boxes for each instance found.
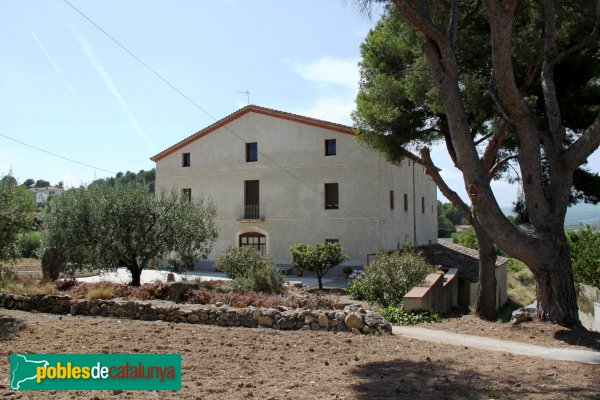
[238,232,266,255]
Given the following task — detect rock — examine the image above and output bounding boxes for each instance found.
[277,318,297,330]
[167,282,199,303]
[251,309,262,321]
[318,314,329,329]
[510,308,533,325]
[351,328,361,335]
[305,315,316,325]
[362,325,372,334]
[364,311,386,327]
[344,313,365,330]
[187,313,200,323]
[258,315,274,327]
[310,322,320,330]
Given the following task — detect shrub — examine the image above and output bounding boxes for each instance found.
[2,282,57,296]
[381,305,441,325]
[361,247,430,307]
[516,270,534,286]
[130,282,169,300]
[290,242,348,289]
[216,247,283,293]
[567,226,600,288]
[251,264,284,293]
[216,246,269,279]
[17,231,42,258]
[87,285,114,300]
[347,273,367,301]
[507,259,525,272]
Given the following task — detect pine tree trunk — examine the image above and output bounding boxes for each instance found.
[474,227,497,320]
[533,239,581,327]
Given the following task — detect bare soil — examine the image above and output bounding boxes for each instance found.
[419,314,600,352]
[1,309,599,399]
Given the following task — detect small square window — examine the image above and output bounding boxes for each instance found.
[325,183,339,209]
[390,190,394,210]
[325,139,336,156]
[182,152,191,167]
[182,188,191,201]
[246,142,257,162]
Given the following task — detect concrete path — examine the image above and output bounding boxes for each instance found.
[393,326,600,365]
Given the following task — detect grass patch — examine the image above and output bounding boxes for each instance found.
[86,285,115,300]
[1,282,57,296]
[507,261,535,307]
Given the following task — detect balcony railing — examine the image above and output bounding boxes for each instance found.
[244,204,260,220]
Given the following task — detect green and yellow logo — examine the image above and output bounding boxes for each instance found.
[10,354,181,390]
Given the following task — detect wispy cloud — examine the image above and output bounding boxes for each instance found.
[290,56,359,124]
[27,25,86,111]
[67,22,154,149]
[290,56,359,88]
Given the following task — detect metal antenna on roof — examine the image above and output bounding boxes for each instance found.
[236,89,250,105]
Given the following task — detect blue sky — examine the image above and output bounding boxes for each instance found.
[1,0,598,208]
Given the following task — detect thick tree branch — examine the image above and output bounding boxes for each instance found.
[541,0,566,145]
[563,114,600,170]
[481,120,509,173]
[483,0,551,227]
[418,146,471,221]
[448,0,458,47]
[393,0,452,56]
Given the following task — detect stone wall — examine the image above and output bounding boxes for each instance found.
[0,293,391,335]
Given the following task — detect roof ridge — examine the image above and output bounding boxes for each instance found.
[150,105,355,162]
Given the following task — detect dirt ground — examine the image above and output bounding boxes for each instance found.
[1,309,599,400]
[418,314,600,352]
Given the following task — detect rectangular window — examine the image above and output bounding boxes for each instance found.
[421,196,425,214]
[182,152,191,167]
[404,193,408,211]
[325,183,339,209]
[390,190,394,209]
[325,238,339,244]
[325,139,336,156]
[182,188,191,201]
[246,142,258,162]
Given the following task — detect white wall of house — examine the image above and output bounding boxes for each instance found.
[154,108,437,266]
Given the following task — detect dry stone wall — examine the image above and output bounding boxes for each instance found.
[0,293,391,335]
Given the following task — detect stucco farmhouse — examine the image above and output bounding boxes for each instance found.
[151,105,437,267]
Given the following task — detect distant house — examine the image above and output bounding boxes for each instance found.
[29,186,64,208]
[151,105,438,267]
[423,240,508,310]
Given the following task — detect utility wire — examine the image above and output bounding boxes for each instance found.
[0,132,116,175]
[63,0,376,219]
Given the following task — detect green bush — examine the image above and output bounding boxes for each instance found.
[516,270,534,286]
[381,305,441,325]
[567,226,600,288]
[451,229,478,250]
[216,247,283,293]
[290,242,348,289]
[18,231,42,258]
[361,247,430,307]
[347,274,367,301]
[507,259,525,272]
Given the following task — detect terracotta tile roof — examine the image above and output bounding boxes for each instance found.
[150,105,356,162]
[420,241,509,283]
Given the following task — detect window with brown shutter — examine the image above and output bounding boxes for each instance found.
[325,183,339,209]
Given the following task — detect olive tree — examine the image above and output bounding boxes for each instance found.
[0,174,33,266]
[290,242,348,290]
[43,181,217,286]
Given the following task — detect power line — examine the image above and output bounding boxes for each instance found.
[63,0,375,219]
[0,132,116,175]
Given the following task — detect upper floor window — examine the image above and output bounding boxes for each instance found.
[325,238,339,244]
[325,183,339,209]
[182,152,191,167]
[246,142,258,162]
[421,196,425,214]
[390,190,394,210]
[182,188,191,201]
[404,193,408,211]
[325,139,336,156]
